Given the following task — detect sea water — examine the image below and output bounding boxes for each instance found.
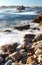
[0,7,42,46]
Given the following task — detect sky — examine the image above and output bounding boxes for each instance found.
[0,0,42,6]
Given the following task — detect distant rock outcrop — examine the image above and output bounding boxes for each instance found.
[17,5,25,11]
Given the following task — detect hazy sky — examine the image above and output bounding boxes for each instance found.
[0,0,42,6]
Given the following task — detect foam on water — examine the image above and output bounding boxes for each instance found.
[0,8,42,47]
[0,29,24,46]
[0,24,42,47]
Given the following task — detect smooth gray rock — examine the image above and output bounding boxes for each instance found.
[5,59,12,65]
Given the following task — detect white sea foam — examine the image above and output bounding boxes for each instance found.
[0,8,42,47]
[13,11,37,15]
[0,8,37,15]
[0,25,42,47]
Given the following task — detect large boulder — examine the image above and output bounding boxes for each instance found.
[14,25,30,31]
[32,13,42,24]
[24,34,35,42]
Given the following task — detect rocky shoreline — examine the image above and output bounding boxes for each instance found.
[0,13,42,65]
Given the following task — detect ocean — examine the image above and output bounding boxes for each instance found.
[0,7,42,28]
[0,7,42,47]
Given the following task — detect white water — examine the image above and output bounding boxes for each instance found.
[0,8,42,47]
[0,8,37,15]
[0,24,42,47]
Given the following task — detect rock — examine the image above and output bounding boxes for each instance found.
[32,40,42,49]
[0,57,3,63]
[29,61,37,65]
[14,25,30,31]
[39,21,42,26]
[28,48,35,55]
[17,5,25,11]
[9,52,22,61]
[24,34,35,42]
[23,34,35,52]
[33,45,39,52]
[20,57,27,64]
[32,13,42,25]
[5,59,13,65]
[38,54,42,65]
[21,52,27,58]
[33,34,42,42]
[4,30,11,33]
[0,52,9,63]
[12,62,18,65]
[26,56,35,64]
[32,27,40,30]
[35,48,42,56]
[1,44,9,52]
[12,62,29,65]
[22,44,32,52]
[8,43,18,53]
[1,43,18,53]
[20,49,25,53]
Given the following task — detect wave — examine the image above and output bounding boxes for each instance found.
[0,25,42,47]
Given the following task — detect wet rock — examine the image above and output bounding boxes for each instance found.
[9,52,22,61]
[32,27,40,30]
[1,44,9,52]
[1,43,18,53]
[20,49,25,53]
[4,30,12,33]
[5,59,13,65]
[24,34,35,42]
[22,44,32,51]
[0,52,9,63]
[21,52,27,58]
[20,56,27,64]
[0,57,3,63]
[33,34,42,42]
[32,13,42,24]
[8,43,18,53]
[14,25,30,31]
